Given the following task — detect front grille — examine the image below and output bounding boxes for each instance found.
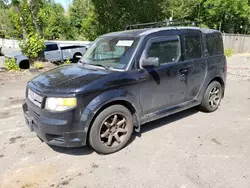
[28,89,43,108]
[28,108,40,121]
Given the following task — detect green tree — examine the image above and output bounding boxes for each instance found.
[0,1,13,38]
[161,0,201,20]
[83,0,165,40]
[81,4,99,40]
[40,3,70,39]
[200,0,250,33]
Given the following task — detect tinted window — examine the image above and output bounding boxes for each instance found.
[147,39,181,64]
[206,34,224,56]
[185,35,202,60]
[45,44,59,51]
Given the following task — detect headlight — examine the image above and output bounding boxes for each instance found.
[45,97,77,112]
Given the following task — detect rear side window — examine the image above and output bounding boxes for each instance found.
[206,34,224,56]
[184,35,202,60]
[147,38,181,64]
[45,44,59,51]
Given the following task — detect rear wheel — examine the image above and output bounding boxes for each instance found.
[200,81,223,112]
[89,105,133,154]
[19,60,30,69]
[72,53,82,63]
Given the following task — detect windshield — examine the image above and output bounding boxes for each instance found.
[80,37,140,70]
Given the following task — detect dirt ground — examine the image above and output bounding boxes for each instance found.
[0,55,250,188]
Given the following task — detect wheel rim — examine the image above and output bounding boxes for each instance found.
[208,86,221,109]
[99,114,128,148]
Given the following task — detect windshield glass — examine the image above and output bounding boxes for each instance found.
[80,37,140,70]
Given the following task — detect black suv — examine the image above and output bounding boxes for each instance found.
[23,26,227,154]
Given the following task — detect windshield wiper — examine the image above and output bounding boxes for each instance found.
[89,64,110,70]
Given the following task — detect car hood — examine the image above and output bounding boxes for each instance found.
[28,64,110,95]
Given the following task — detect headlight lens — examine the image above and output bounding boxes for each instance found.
[45,97,77,112]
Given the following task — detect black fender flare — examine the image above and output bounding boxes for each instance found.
[79,89,142,142]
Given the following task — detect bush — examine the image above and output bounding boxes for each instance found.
[19,33,45,63]
[225,49,234,57]
[4,58,19,71]
[33,61,44,69]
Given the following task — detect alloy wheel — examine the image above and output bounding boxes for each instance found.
[208,86,221,109]
[99,114,128,148]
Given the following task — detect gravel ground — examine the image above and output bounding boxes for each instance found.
[0,56,5,68]
[0,55,249,188]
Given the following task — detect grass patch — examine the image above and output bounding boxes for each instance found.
[63,58,72,65]
[225,49,233,57]
[33,61,44,69]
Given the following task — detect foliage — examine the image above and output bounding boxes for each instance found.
[225,49,234,57]
[90,0,164,37]
[81,4,99,40]
[19,32,45,61]
[161,0,201,20]
[38,2,71,40]
[200,0,250,33]
[3,0,250,40]
[4,58,20,71]
[33,61,44,69]
[63,58,72,65]
[0,1,12,38]
[68,0,90,39]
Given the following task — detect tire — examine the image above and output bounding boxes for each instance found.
[89,105,133,154]
[200,81,223,112]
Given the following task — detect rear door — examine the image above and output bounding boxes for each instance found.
[44,44,62,62]
[183,31,207,102]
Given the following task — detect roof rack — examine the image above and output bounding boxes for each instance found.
[125,20,200,30]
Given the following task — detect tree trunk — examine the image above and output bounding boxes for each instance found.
[29,0,42,37]
[14,5,27,40]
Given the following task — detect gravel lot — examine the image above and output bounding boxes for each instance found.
[0,56,5,68]
[0,55,250,188]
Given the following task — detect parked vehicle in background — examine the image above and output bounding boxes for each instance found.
[5,42,88,69]
[23,22,227,154]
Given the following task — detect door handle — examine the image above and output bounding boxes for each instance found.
[179,69,188,76]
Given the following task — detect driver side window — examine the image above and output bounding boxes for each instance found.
[147,38,181,64]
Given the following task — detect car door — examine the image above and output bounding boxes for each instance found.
[44,44,62,62]
[183,31,207,102]
[139,35,189,115]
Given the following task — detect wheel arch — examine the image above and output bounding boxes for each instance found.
[72,52,82,63]
[208,76,225,97]
[86,99,140,143]
[74,52,82,57]
[19,59,30,69]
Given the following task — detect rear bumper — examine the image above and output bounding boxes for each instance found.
[23,101,87,148]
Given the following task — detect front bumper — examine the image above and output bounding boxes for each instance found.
[23,101,87,148]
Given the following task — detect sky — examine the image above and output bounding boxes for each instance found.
[54,0,72,11]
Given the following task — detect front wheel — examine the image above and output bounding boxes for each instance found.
[200,81,223,112]
[89,105,133,154]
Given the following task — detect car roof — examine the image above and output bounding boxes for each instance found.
[101,27,221,38]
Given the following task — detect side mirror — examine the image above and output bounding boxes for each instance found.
[141,57,160,68]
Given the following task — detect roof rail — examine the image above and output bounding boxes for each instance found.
[125,20,200,30]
